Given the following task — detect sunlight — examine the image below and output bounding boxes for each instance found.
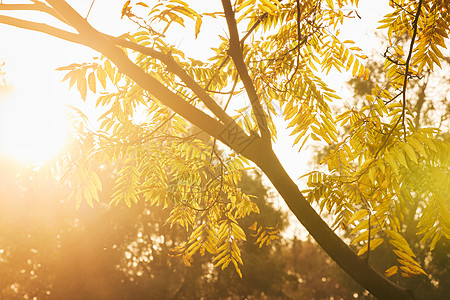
[0,89,68,164]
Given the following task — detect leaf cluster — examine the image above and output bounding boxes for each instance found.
[304,0,450,278]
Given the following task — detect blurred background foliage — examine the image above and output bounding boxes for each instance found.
[0,149,363,300]
[0,152,448,299]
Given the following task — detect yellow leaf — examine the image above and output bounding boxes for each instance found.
[357,244,368,256]
[104,60,115,82]
[214,252,230,268]
[351,230,369,245]
[234,261,243,278]
[384,152,399,175]
[114,71,122,85]
[88,72,96,93]
[204,241,216,254]
[348,209,368,226]
[369,238,384,251]
[69,70,78,88]
[351,218,369,235]
[406,136,427,158]
[326,0,334,9]
[259,235,269,247]
[97,67,107,89]
[385,265,398,278]
[398,142,418,164]
[231,222,246,241]
[259,0,279,15]
[191,224,205,240]
[136,2,148,7]
[390,147,408,169]
[121,0,131,18]
[358,64,365,78]
[255,231,266,245]
[194,17,202,39]
[368,166,377,184]
[352,59,359,76]
[430,231,442,251]
[393,248,417,264]
[77,78,87,100]
[248,221,258,231]
[91,171,102,192]
[183,254,192,267]
[364,68,369,80]
[237,0,255,12]
[186,239,202,254]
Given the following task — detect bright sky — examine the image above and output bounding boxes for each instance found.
[0,0,389,172]
[0,0,121,163]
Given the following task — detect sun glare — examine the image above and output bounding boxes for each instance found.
[0,90,68,164]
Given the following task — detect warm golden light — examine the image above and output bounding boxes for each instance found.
[0,89,68,164]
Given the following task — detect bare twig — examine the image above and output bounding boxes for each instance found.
[86,0,96,19]
[401,0,423,139]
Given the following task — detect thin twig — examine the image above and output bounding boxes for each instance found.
[367,213,371,263]
[204,12,268,91]
[401,0,423,139]
[86,0,96,19]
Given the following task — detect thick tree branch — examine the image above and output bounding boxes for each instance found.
[0,2,69,25]
[221,0,271,142]
[41,0,253,152]
[107,37,237,128]
[0,2,238,130]
[253,148,415,300]
[0,14,85,45]
[0,1,257,157]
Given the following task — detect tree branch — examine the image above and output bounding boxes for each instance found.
[0,14,85,45]
[0,2,239,132]
[0,2,70,25]
[41,0,252,152]
[107,36,237,128]
[221,0,271,142]
[255,148,415,300]
[0,1,258,158]
[204,11,268,91]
